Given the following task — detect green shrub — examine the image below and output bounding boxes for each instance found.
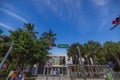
[0,69,9,80]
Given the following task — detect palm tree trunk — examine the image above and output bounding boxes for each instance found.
[86,58,92,77]
[114,54,120,68]
[93,56,99,77]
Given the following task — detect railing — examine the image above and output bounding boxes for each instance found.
[114,72,120,78]
[69,71,120,79]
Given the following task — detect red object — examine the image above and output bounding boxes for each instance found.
[49,43,55,47]
[112,20,119,24]
[3,36,9,42]
[70,45,74,48]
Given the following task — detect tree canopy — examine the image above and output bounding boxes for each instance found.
[0,23,56,71]
[67,40,120,71]
[0,23,120,72]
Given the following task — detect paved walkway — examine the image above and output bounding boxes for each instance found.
[35,76,105,80]
[35,75,120,80]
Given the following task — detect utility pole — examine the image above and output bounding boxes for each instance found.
[77,46,87,80]
[0,43,14,70]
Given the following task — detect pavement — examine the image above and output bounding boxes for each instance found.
[35,75,120,80]
[35,76,105,80]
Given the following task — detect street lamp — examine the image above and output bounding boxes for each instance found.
[0,43,14,70]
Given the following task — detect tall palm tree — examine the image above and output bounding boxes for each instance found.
[103,41,120,68]
[41,29,56,46]
[24,23,38,38]
[81,40,101,77]
[97,47,107,65]
[67,43,82,57]
[67,43,82,77]
[81,40,101,56]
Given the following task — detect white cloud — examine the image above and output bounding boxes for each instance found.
[0,22,13,30]
[0,8,28,23]
[42,0,82,19]
[92,0,107,6]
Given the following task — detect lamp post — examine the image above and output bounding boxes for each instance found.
[0,43,14,70]
[77,46,87,80]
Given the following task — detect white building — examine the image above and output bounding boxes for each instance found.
[43,53,69,75]
[36,53,110,77]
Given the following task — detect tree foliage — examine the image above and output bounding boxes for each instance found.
[67,40,120,71]
[0,23,56,71]
[0,23,120,72]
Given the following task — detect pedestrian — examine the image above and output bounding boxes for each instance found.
[17,71,24,80]
[22,72,25,80]
[8,71,17,80]
[104,74,108,80]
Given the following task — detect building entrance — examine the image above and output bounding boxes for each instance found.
[43,66,66,75]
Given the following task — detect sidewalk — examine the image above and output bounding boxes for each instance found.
[35,76,105,80]
[35,75,120,80]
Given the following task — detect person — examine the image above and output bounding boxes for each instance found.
[104,74,108,80]
[9,71,17,80]
[22,72,25,80]
[105,70,113,80]
[17,71,24,80]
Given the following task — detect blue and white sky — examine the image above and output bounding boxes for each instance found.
[0,0,120,54]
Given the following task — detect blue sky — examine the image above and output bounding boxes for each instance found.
[0,0,120,53]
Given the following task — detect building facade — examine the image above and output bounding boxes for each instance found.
[37,53,110,78]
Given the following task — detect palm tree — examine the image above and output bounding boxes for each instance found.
[24,23,38,38]
[41,29,56,46]
[97,47,107,65]
[67,43,82,57]
[81,40,101,77]
[103,41,120,68]
[67,43,82,77]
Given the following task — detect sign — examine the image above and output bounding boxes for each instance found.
[58,44,69,48]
